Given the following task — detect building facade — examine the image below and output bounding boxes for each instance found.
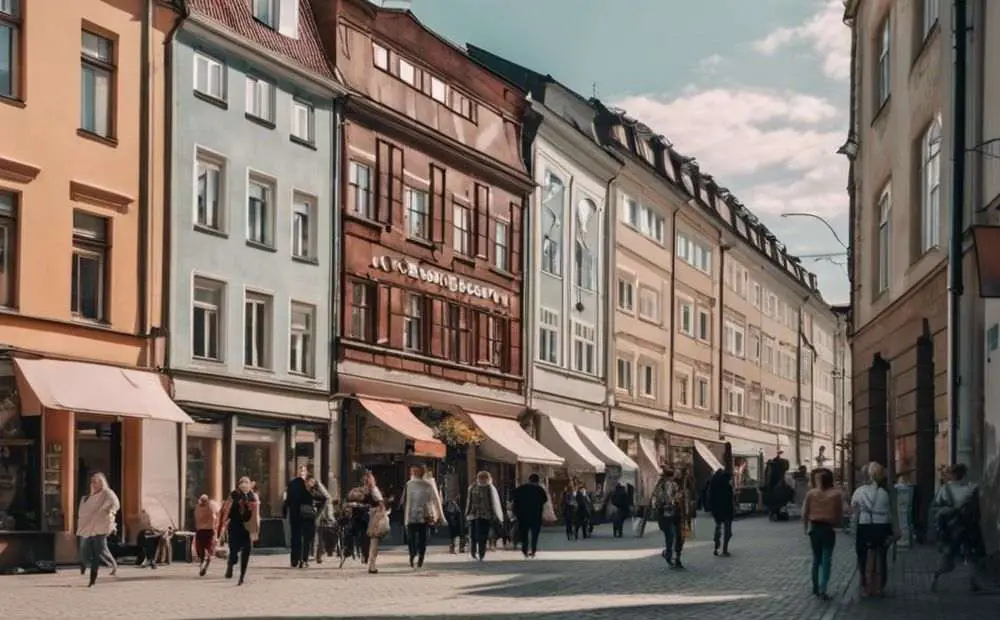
[0,0,186,565]
[165,0,342,539]
[312,0,539,505]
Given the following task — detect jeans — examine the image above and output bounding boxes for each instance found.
[713,518,733,551]
[80,535,113,582]
[660,517,683,558]
[471,518,491,559]
[856,523,891,588]
[612,509,629,537]
[227,527,252,579]
[78,535,116,570]
[288,517,303,567]
[809,523,836,595]
[519,520,541,555]
[565,514,574,539]
[195,529,215,563]
[407,523,429,564]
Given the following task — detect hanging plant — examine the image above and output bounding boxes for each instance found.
[432,416,485,448]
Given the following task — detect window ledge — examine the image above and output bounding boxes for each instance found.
[243,365,275,375]
[245,113,276,130]
[344,212,386,232]
[872,96,892,127]
[0,95,25,109]
[490,266,515,279]
[71,316,112,329]
[912,22,940,71]
[194,224,229,239]
[290,135,317,150]
[453,254,476,268]
[191,356,225,365]
[76,129,118,148]
[288,371,318,380]
[246,239,277,253]
[193,90,228,110]
[407,236,435,250]
[292,255,319,266]
[638,315,661,326]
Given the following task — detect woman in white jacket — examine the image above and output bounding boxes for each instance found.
[76,473,120,587]
[465,471,504,561]
[402,465,445,568]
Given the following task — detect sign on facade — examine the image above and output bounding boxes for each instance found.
[371,255,510,308]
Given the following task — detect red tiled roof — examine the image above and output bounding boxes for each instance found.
[186,0,335,80]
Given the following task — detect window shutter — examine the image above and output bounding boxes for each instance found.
[277,0,300,39]
[343,280,356,338]
[510,201,522,275]
[430,299,443,358]
[475,184,489,258]
[430,165,445,244]
[375,140,391,225]
[476,311,488,363]
[377,283,391,344]
[390,146,405,225]
[508,317,520,376]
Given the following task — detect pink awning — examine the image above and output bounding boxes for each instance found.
[468,413,563,466]
[359,398,445,459]
[13,358,193,424]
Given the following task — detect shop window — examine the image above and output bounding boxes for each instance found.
[235,442,274,517]
[71,210,108,321]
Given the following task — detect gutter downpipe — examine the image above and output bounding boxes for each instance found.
[842,7,859,490]
[717,242,730,440]
[602,162,622,436]
[138,0,152,367]
[667,204,680,438]
[949,0,968,466]
[332,96,347,493]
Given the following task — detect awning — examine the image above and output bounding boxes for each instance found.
[576,424,639,472]
[638,435,660,472]
[694,440,725,473]
[468,413,563,466]
[14,358,194,424]
[359,398,446,459]
[539,416,605,473]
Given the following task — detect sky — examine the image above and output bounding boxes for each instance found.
[406,0,852,304]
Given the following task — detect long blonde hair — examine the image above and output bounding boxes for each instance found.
[89,472,109,494]
[476,471,492,485]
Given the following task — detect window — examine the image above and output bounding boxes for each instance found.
[574,239,595,290]
[192,277,223,361]
[494,220,510,271]
[244,292,272,369]
[403,293,423,351]
[247,175,274,246]
[877,16,891,108]
[430,76,447,103]
[0,190,16,307]
[289,303,314,376]
[440,303,463,362]
[487,315,506,368]
[193,52,225,100]
[749,329,761,364]
[725,321,745,357]
[877,184,891,293]
[676,373,690,406]
[696,376,710,409]
[291,193,314,259]
[245,76,274,122]
[81,31,114,138]
[697,309,710,341]
[616,357,633,394]
[572,321,596,375]
[348,280,374,341]
[71,211,108,320]
[405,188,429,240]
[676,232,711,273]
[622,197,639,228]
[679,299,694,336]
[638,362,656,399]
[920,118,941,252]
[291,100,314,144]
[538,308,559,364]
[399,58,416,86]
[751,281,761,308]
[617,276,634,312]
[449,90,477,122]
[1,0,20,99]
[372,43,389,70]
[540,172,564,275]
[195,151,224,231]
[726,385,745,415]
[252,0,276,27]
[348,161,373,219]
[638,287,659,321]
[453,203,472,255]
[641,206,665,243]
[922,0,939,39]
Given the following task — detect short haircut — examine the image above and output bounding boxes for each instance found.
[818,469,834,490]
[528,473,540,483]
[951,463,968,480]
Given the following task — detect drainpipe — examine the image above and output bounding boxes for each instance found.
[795,299,808,466]
[138,0,152,366]
[948,0,968,466]
[667,206,679,428]
[602,164,621,435]
[331,97,346,490]
[717,243,730,439]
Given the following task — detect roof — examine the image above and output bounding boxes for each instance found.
[185,0,335,79]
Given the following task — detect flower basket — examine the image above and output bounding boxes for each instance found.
[432,416,485,448]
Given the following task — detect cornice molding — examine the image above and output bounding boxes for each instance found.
[0,156,41,184]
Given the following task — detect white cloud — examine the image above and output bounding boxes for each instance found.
[753,0,850,81]
[697,54,725,74]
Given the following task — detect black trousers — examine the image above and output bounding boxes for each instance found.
[612,510,629,537]
[519,520,541,555]
[713,517,733,551]
[856,523,891,588]
[300,519,316,564]
[288,517,303,567]
[227,528,252,578]
[471,518,491,559]
[407,523,429,563]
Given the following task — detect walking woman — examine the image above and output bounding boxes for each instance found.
[76,473,120,587]
[346,470,386,573]
[218,476,260,586]
[851,461,893,597]
[466,471,504,561]
[652,468,684,569]
[403,465,445,568]
[312,477,336,564]
[803,468,843,600]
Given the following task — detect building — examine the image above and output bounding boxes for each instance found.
[464,48,640,502]
[0,0,187,565]
[311,0,541,506]
[831,304,853,482]
[164,0,344,541]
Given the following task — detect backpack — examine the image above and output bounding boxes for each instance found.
[653,482,678,520]
[937,485,981,546]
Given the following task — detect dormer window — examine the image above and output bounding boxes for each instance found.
[252,0,276,27]
[253,0,299,38]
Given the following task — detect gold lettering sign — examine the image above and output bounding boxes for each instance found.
[370,255,510,308]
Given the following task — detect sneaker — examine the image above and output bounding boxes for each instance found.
[225,564,233,579]
[722,551,731,557]
[713,548,719,556]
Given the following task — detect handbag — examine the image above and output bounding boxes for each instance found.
[367,506,390,539]
[541,500,556,525]
[299,503,317,520]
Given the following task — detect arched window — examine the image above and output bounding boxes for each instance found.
[573,198,597,291]
[540,172,564,276]
[920,117,941,253]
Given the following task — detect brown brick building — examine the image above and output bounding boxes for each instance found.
[312,0,535,499]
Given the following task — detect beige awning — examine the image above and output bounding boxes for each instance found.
[468,413,563,466]
[538,416,605,473]
[576,424,639,472]
[359,398,446,459]
[14,358,194,423]
[694,440,725,472]
[638,435,660,472]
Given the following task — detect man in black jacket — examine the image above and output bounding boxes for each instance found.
[283,465,312,568]
[708,469,735,556]
[609,482,632,538]
[512,474,549,558]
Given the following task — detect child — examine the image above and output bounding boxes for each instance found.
[193,495,219,577]
[444,497,464,554]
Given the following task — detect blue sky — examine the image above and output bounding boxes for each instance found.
[408,0,851,303]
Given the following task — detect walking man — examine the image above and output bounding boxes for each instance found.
[609,482,631,538]
[513,474,549,558]
[931,463,984,592]
[708,468,735,556]
[283,465,311,568]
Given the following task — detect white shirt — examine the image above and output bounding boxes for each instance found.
[851,483,891,525]
[934,480,976,510]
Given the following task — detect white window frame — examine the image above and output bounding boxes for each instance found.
[244,291,273,369]
[695,375,710,410]
[192,276,224,362]
[877,183,891,293]
[622,196,640,228]
[494,219,510,272]
[195,149,225,231]
[697,308,711,342]
[245,75,275,122]
[726,385,745,416]
[399,58,416,86]
[920,118,941,252]
[80,31,114,138]
[676,371,690,407]
[430,76,447,103]
[617,274,635,313]
[289,302,315,376]
[247,173,276,247]
[405,187,430,241]
[291,192,315,260]
[373,43,389,70]
[403,293,423,351]
[252,0,277,27]
[453,202,472,255]
[877,15,891,108]
[638,361,657,399]
[291,99,315,144]
[71,211,107,321]
[540,172,564,276]
[349,161,374,219]
[616,356,633,395]
[538,307,559,365]
[638,286,659,322]
[193,52,226,100]
[572,320,597,375]
[678,298,694,337]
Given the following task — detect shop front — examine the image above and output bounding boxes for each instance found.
[576,424,638,496]
[468,412,563,503]
[537,415,605,515]
[4,357,194,566]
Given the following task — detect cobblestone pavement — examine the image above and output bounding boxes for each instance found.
[0,517,858,620]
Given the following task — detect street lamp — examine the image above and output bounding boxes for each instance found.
[780,212,849,250]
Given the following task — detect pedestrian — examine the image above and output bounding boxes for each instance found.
[465,470,504,561]
[803,468,843,600]
[345,471,384,569]
[609,481,631,538]
[283,465,312,568]
[652,467,684,569]
[573,484,593,540]
[402,464,444,568]
[513,474,549,558]
[931,463,984,592]
[765,450,790,520]
[193,494,220,577]
[562,486,578,540]
[134,506,173,569]
[218,476,260,586]
[76,472,120,587]
[707,468,735,557]
[299,474,325,567]
[850,461,893,597]
[312,479,336,564]
[443,495,465,554]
